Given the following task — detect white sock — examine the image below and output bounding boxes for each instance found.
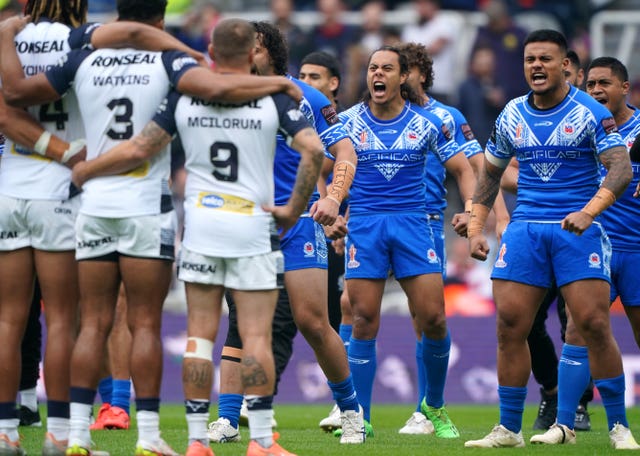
[68,403,92,447]
[186,412,209,445]
[47,417,69,441]
[0,418,19,442]
[137,410,160,444]
[19,388,38,412]
[248,408,273,448]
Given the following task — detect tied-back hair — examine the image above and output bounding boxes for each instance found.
[25,0,87,27]
[363,45,424,106]
[251,21,289,76]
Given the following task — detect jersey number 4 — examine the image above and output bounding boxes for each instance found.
[39,100,68,130]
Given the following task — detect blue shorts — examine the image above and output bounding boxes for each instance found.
[345,213,441,280]
[281,217,328,272]
[490,221,611,288]
[610,250,640,306]
[428,216,446,277]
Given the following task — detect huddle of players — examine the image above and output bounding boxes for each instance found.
[2,1,640,455]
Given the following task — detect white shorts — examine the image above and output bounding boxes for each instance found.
[75,211,176,260]
[178,246,284,291]
[0,194,79,251]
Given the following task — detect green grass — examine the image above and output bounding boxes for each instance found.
[20,403,637,455]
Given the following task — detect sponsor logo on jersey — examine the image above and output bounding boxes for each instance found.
[588,252,601,268]
[172,56,198,72]
[15,40,65,54]
[10,143,49,162]
[54,207,72,215]
[287,109,304,122]
[198,192,255,214]
[530,162,561,182]
[347,244,360,269]
[534,121,554,127]
[181,261,216,273]
[374,163,404,181]
[494,243,507,268]
[91,53,157,67]
[0,231,18,239]
[427,248,439,264]
[303,242,315,257]
[601,117,618,135]
[321,105,339,125]
[461,123,475,141]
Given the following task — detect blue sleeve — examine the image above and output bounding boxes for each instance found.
[449,107,483,158]
[298,80,349,149]
[151,89,180,137]
[591,104,626,154]
[67,22,101,50]
[485,110,514,165]
[44,48,91,96]
[160,50,199,88]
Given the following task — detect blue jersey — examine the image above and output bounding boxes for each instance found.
[423,97,483,217]
[487,85,625,222]
[599,107,640,252]
[273,76,349,209]
[339,101,459,215]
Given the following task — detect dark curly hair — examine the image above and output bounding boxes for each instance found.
[363,46,423,106]
[117,0,167,24]
[25,0,87,27]
[251,21,289,76]
[397,42,434,92]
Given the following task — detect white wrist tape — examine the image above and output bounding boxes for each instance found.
[33,131,52,156]
[61,139,86,163]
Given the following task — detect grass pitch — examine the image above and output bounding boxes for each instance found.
[19,403,637,455]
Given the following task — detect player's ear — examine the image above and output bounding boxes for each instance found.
[208,43,215,61]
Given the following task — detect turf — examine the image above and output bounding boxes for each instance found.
[20,403,636,455]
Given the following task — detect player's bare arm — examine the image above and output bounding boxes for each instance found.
[499,157,519,195]
[310,137,357,226]
[467,157,506,261]
[445,152,476,237]
[72,121,172,189]
[265,127,324,234]
[562,145,632,235]
[176,67,302,105]
[90,22,205,64]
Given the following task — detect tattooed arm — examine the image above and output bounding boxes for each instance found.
[562,145,632,235]
[264,127,324,235]
[71,121,172,189]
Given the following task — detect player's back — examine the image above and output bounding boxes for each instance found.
[0,21,82,201]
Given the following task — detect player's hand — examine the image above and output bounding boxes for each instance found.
[0,15,30,36]
[561,211,593,235]
[451,212,469,237]
[469,235,490,261]
[283,78,303,103]
[310,197,339,227]
[71,160,89,189]
[63,141,87,169]
[263,204,298,237]
[332,236,346,256]
[324,215,348,240]
[634,181,640,198]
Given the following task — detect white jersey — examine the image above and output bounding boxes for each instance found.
[154,90,312,257]
[0,20,84,201]
[46,47,198,217]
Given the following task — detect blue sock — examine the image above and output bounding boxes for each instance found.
[595,374,628,429]
[97,376,112,404]
[339,324,352,347]
[348,337,376,422]
[422,331,450,409]
[498,385,527,433]
[328,375,359,412]
[415,339,426,412]
[557,344,590,429]
[111,379,131,414]
[218,393,243,429]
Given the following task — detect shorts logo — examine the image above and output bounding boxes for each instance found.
[0,231,18,239]
[495,243,507,268]
[427,248,439,264]
[530,162,561,182]
[303,242,315,257]
[588,252,601,268]
[347,244,360,269]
